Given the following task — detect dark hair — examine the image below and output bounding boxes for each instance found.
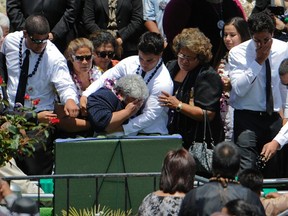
[248,11,275,35]
[213,17,250,69]
[89,30,118,55]
[224,199,262,216]
[24,14,50,35]
[238,168,263,195]
[137,32,164,55]
[279,58,288,76]
[212,141,240,179]
[229,17,251,42]
[159,148,196,194]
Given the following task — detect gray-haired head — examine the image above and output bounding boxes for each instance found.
[0,13,9,26]
[114,75,149,101]
[0,13,9,37]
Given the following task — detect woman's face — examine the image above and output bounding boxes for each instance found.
[93,43,115,71]
[177,47,199,72]
[223,24,242,50]
[72,46,93,75]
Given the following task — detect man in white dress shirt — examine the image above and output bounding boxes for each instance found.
[261,58,288,160]
[228,11,288,178]
[80,32,173,135]
[1,14,79,175]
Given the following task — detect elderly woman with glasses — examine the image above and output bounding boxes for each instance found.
[89,30,120,72]
[54,37,102,135]
[158,28,224,160]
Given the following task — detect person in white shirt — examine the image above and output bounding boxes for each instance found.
[80,32,173,135]
[143,0,170,44]
[261,58,288,159]
[228,11,288,178]
[0,14,79,175]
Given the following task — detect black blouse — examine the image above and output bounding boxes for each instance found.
[166,60,224,149]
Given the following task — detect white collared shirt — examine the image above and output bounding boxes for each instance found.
[83,55,173,135]
[229,38,288,116]
[1,31,78,112]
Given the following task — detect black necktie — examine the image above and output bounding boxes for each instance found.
[141,70,146,78]
[265,59,274,115]
[15,49,30,105]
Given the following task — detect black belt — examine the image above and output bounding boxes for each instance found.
[235,109,278,117]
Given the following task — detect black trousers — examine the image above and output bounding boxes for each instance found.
[15,131,54,175]
[234,110,283,178]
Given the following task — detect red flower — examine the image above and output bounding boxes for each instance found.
[24,94,30,100]
[50,118,60,125]
[0,76,3,85]
[32,98,41,106]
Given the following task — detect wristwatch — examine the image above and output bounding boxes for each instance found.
[176,102,183,112]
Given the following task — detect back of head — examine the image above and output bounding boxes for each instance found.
[114,74,149,101]
[212,142,240,179]
[238,168,263,195]
[223,199,262,216]
[159,148,196,194]
[10,197,39,216]
[279,58,288,76]
[0,12,9,29]
[137,32,164,55]
[24,14,50,35]
[248,11,275,35]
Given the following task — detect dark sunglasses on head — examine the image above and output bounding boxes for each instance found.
[72,55,93,62]
[96,51,115,59]
[29,35,48,44]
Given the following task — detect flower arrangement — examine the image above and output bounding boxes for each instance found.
[61,205,132,216]
[0,75,59,167]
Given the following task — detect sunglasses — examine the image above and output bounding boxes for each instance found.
[72,55,93,62]
[29,35,48,44]
[96,51,115,59]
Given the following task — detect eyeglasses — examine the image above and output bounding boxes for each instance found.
[29,35,48,44]
[72,55,93,62]
[177,53,197,62]
[96,51,115,59]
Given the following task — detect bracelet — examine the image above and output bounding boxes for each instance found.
[176,102,183,112]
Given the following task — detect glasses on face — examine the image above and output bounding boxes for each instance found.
[29,35,48,44]
[177,53,197,62]
[72,55,93,62]
[96,51,115,59]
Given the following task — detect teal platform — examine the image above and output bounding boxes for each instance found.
[54,135,182,215]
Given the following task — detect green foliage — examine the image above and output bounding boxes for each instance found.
[61,205,132,216]
[0,77,54,167]
[0,113,52,167]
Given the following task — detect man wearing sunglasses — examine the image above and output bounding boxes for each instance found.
[0,14,79,175]
[81,32,173,135]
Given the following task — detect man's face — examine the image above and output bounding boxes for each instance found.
[24,31,48,54]
[138,51,162,72]
[252,31,273,50]
[280,73,288,86]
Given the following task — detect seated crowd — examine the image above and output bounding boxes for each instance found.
[2,0,288,215]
